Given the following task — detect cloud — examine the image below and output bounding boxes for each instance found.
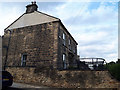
[0,2,118,62]
[63,2,117,26]
[48,2,118,62]
[0,2,24,35]
[77,38,118,62]
[44,2,90,21]
[75,27,118,62]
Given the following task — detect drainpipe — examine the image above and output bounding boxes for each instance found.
[4,29,12,70]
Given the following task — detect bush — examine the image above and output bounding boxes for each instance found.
[106,63,120,81]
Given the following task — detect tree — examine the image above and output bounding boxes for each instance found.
[107,61,115,65]
[116,59,120,64]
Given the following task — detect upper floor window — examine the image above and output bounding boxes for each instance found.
[69,39,71,50]
[58,29,61,39]
[63,32,65,40]
[63,54,67,69]
[21,54,27,66]
[73,45,76,54]
[63,32,66,46]
[69,39,71,45]
[73,47,76,53]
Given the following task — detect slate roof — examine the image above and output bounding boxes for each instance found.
[5,10,78,45]
[5,11,59,30]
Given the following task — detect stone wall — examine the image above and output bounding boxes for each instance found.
[6,67,120,88]
[2,22,59,68]
[2,21,78,69]
[57,22,78,69]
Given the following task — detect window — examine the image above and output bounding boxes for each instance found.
[63,32,66,46]
[72,45,76,54]
[73,47,76,53]
[69,39,71,45]
[63,32,65,40]
[63,54,67,69]
[58,29,61,39]
[69,39,71,50]
[63,54,66,61]
[21,54,27,66]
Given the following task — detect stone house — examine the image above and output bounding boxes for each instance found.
[2,2,78,70]
[2,3,120,88]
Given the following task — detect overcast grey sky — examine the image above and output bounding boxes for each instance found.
[0,1,118,62]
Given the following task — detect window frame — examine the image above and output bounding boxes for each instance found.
[63,53,67,69]
[69,39,71,50]
[21,54,27,66]
[63,32,66,46]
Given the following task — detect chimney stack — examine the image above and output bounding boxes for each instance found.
[26,1,38,13]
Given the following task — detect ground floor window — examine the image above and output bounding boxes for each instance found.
[21,54,27,66]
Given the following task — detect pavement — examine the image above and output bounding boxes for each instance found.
[11,82,48,88]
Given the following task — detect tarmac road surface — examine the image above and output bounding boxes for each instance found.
[2,82,49,90]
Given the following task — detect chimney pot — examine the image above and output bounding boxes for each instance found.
[33,1,36,4]
[31,1,34,4]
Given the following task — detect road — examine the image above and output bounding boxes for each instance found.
[2,83,116,90]
[2,82,50,90]
[2,82,81,90]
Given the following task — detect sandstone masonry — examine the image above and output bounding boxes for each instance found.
[2,2,78,70]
